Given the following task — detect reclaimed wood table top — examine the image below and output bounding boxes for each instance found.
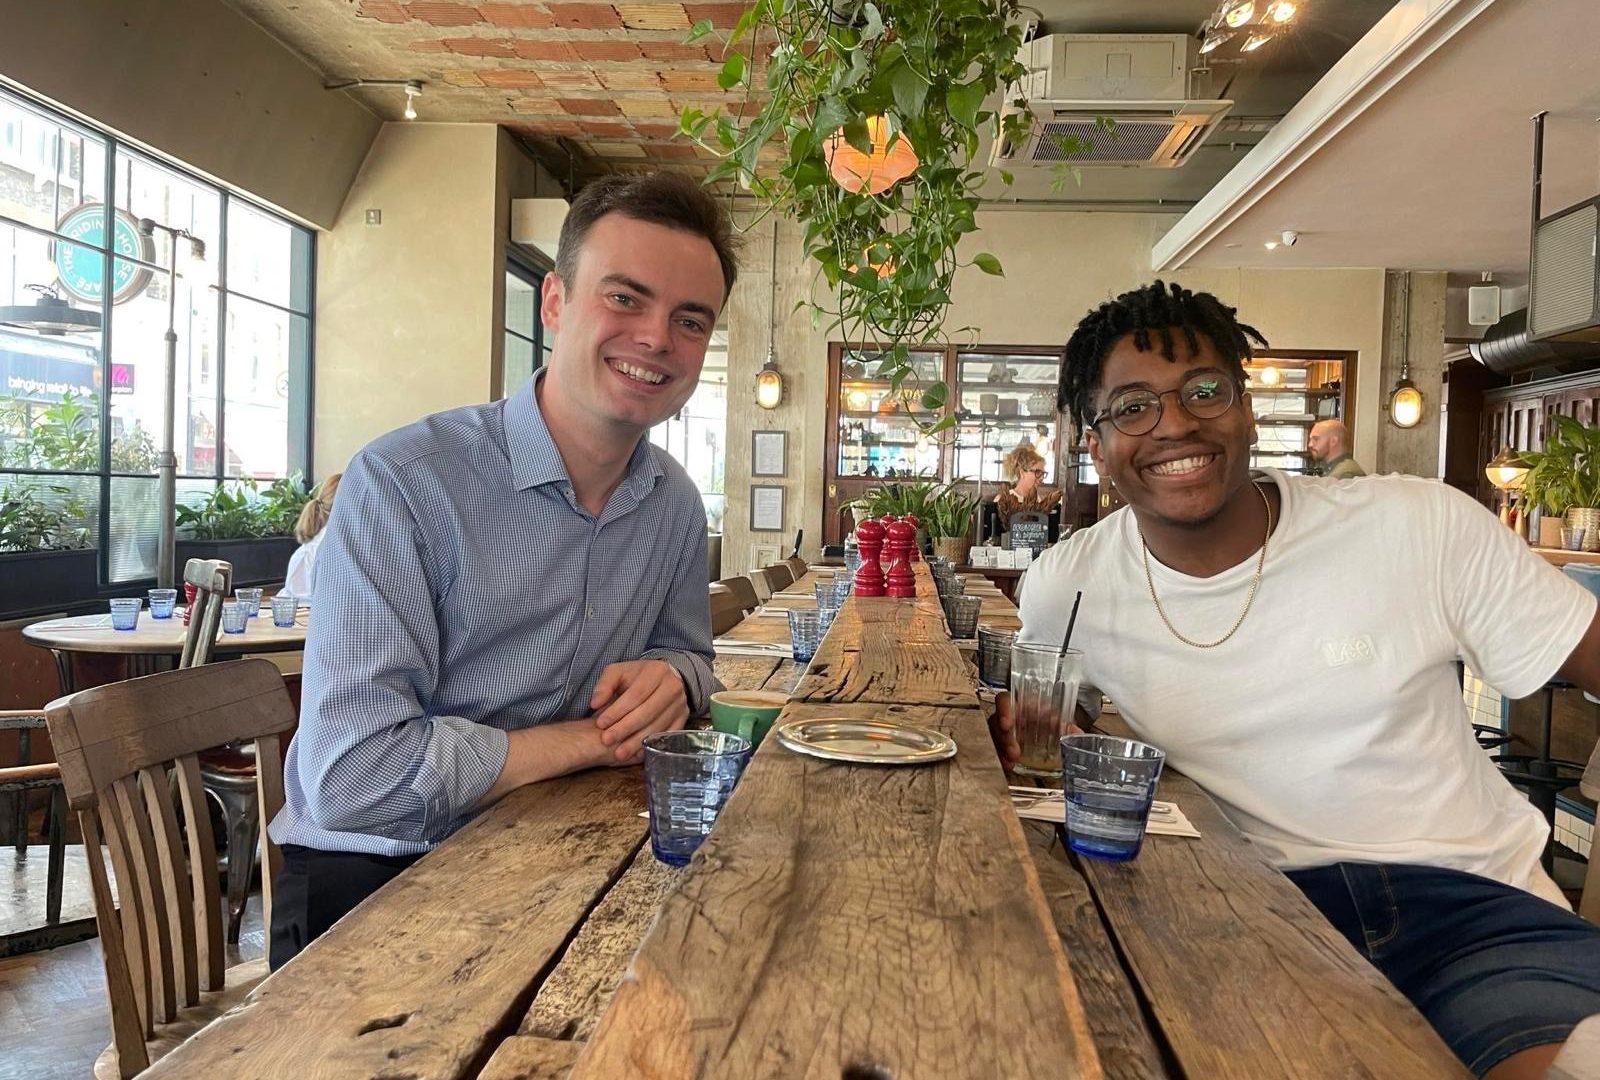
[21,605,309,655]
[140,564,1468,1080]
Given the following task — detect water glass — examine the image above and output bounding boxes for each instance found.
[235,587,264,618]
[832,571,853,605]
[109,598,142,631]
[942,594,981,639]
[643,730,751,867]
[147,588,178,620]
[220,600,248,634]
[978,626,1016,688]
[1060,734,1166,862]
[1009,644,1084,779]
[935,574,966,598]
[271,593,299,628]
[788,608,823,663]
[844,545,862,575]
[1562,526,1587,552]
[814,577,839,611]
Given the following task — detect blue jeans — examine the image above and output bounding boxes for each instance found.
[1288,862,1600,1076]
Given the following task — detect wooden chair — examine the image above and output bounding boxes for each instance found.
[45,659,294,1079]
[0,710,67,926]
[782,556,808,583]
[756,563,794,595]
[713,575,759,614]
[745,571,773,604]
[709,584,745,637]
[178,558,262,945]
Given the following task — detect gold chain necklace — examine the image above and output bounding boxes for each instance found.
[1140,481,1273,649]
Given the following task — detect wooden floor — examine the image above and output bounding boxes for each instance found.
[0,892,264,1080]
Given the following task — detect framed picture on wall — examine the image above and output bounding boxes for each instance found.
[752,430,788,477]
[750,485,785,532]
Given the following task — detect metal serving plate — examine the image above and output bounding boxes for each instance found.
[775,718,957,766]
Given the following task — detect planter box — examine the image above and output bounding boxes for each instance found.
[176,536,297,587]
[0,548,99,617]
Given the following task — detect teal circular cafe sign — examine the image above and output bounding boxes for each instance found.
[53,204,155,305]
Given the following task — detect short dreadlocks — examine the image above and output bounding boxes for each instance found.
[1058,281,1269,432]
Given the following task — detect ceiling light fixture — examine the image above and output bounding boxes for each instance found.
[1265,0,1297,22]
[1263,240,1280,250]
[325,78,425,121]
[1199,29,1234,54]
[1223,1,1256,28]
[1241,31,1274,51]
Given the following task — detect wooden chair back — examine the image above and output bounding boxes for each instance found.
[44,660,295,1077]
[756,563,793,594]
[745,571,772,604]
[781,556,808,583]
[708,584,745,637]
[179,559,233,670]
[713,576,759,614]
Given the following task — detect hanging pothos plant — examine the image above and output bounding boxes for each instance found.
[682,0,1063,433]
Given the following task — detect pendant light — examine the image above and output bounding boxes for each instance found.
[755,219,785,410]
[824,116,918,196]
[1388,274,1424,429]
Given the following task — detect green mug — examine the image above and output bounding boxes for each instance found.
[708,690,787,748]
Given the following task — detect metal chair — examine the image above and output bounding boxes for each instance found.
[45,659,293,1079]
[0,710,66,927]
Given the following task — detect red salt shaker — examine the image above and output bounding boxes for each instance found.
[900,513,921,561]
[885,520,917,597]
[854,519,887,597]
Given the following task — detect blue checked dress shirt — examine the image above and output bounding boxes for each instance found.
[268,373,717,855]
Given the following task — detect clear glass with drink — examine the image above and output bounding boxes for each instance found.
[1059,734,1166,861]
[1009,644,1083,779]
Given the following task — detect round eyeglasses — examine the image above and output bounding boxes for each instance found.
[1090,371,1239,437]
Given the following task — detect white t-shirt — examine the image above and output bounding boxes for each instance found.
[283,530,324,602]
[1019,470,1595,907]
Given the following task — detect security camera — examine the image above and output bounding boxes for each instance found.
[1280,230,1299,247]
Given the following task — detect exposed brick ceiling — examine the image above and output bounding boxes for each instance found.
[225,1,759,188]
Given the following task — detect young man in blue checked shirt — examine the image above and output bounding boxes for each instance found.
[267,173,738,967]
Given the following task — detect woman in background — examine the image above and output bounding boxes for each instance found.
[285,472,341,601]
[993,445,1061,523]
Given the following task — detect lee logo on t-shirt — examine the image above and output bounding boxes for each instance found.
[1319,635,1376,668]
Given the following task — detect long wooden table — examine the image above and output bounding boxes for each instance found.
[140,565,1469,1079]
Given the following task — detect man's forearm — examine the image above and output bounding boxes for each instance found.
[472,719,613,810]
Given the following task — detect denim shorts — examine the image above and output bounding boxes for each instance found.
[1287,861,1600,1076]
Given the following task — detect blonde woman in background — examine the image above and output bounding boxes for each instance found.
[994,445,1061,523]
[285,473,341,601]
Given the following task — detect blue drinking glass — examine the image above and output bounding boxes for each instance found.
[643,730,751,867]
[787,608,822,663]
[234,587,264,618]
[220,601,248,634]
[271,593,299,628]
[1059,734,1167,862]
[147,588,178,619]
[109,598,141,631]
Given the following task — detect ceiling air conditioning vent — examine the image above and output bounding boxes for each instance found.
[991,34,1231,169]
[994,100,1233,168]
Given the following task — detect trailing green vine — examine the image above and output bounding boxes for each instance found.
[682,0,1044,431]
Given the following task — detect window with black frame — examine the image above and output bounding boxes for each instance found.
[503,260,549,394]
[0,84,313,604]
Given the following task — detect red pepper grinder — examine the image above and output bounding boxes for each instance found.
[182,581,198,625]
[901,513,921,561]
[854,519,887,597]
[885,519,917,597]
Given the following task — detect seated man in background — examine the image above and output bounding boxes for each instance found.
[268,173,737,967]
[993,281,1600,1080]
[1307,417,1366,478]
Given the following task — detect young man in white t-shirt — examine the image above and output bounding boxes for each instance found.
[992,281,1600,1080]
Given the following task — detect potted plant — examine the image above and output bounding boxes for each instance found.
[175,473,311,585]
[1520,416,1600,551]
[0,481,97,614]
[927,482,980,566]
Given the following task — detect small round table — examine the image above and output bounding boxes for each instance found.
[23,608,309,693]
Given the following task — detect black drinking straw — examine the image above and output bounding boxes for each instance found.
[1060,590,1083,655]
